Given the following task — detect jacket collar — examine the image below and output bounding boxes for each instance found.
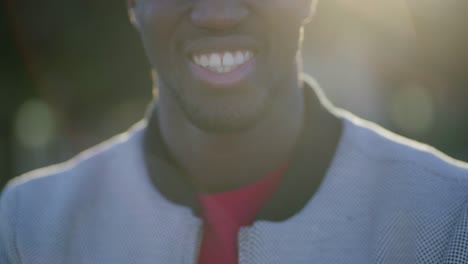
[143,75,343,222]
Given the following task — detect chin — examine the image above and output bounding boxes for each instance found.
[177,85,272,134]
[185,109,265,134]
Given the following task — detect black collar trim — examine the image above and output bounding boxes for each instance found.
[143,79,343,222]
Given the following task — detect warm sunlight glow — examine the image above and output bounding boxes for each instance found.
[334,0,417,38]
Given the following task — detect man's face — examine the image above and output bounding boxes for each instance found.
[131,0,313,132]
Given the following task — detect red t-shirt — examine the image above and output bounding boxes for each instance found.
[197,165,287,264]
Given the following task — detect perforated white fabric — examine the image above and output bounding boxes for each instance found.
[1,115,467,264]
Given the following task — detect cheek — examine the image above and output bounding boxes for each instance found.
[254,0,309,29]
[264,4,304,49]
[257,2,304,76]
[135,2,183,62]
[136,0,188,35]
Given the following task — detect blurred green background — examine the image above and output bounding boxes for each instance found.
[1,0,468,190]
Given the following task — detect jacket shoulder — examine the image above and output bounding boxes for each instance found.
[335,110,468,216]
[1,121,147,215]
[339,111,468,181]
[9,121,145,188]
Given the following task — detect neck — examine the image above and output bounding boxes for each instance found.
[157,74,305,193]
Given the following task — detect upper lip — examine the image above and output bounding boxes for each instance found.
[183,35,259,55]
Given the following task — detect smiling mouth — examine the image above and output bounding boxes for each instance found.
[184,36,259,87]
[191,50,255,74]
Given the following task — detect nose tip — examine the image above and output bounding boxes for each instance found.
[190,1,248,30]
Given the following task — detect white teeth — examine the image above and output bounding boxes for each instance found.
[192,50,254,73]
[223,52,234,67]
[200,55,209,67]
[244,51,252,61]
[235,51,244,65]
[209,54,221,68]
[193,56,200,65]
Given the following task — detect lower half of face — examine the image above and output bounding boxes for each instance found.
[157,54,297,133]
[139,4,306,133]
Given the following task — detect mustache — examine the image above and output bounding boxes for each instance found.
[174,20,263,49]
[183,35,259,55]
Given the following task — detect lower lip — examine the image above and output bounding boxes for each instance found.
[189,58,256,88]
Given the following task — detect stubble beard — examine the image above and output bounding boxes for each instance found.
[178,88,276,134]
[157,77,278,134]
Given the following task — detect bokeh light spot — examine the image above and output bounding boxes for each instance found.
[390,83,434,135]
[15,99,56,149]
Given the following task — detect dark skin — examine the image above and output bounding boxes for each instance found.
[129,0,315,193]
